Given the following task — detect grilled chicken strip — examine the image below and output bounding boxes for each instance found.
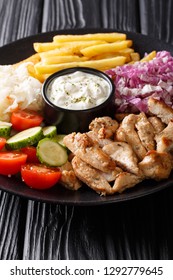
[114,124,127,142]
[87,130,113,148]
[120,114,147,160]
[148,116,166,134]
[102,142,141,175]
[112,172,143,193]
[89,116,119,139]
[155,120,173,153]
[63,132,116,173]
[59,161,82,191]
[72,156,141,195]
[148,97,173,124]
[135,112,155,151]
[98,167,122,182]
[115,113,129,122]
[71,156,113,196]
[138,150,172,180]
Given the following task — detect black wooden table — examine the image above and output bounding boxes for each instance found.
[1,0,173,260]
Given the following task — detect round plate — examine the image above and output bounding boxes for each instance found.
[0,28,173,205]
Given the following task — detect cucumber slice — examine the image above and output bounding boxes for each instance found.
[53,134,67,147]
[0,126,12,137]
[42,126,57,138]
[6,126,43,150]
[0,121,12,137]
[37,138,68,167]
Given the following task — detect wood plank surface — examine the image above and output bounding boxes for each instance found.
[139,0,173,43]
[0,0,43,260]
[1,0,173,260]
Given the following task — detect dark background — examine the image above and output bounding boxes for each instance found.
[0,0,173,260]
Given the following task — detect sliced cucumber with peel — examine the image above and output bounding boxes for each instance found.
[42,126,57,138]
[53,134,67,147]
[0,121,12,137]
[6,126,43,150]
[37,138,68,167]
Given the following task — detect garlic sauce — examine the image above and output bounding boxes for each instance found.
[47,71,111,110]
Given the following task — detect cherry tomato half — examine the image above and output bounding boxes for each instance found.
[21,146,40,163]
[0,138,6,151]
[21,164,61,190]
[11,110,43,131]
[0,151,27,175]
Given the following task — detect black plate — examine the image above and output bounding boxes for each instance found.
[0,28,173,206]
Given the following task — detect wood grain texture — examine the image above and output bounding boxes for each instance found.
[69,188,173,260]
[0,0,43,260]
[41,0,140,32]
[139,0,173,43]
[0,0,43,46]
[23,203,75,259]
[22,188,173,260]
[0,192,28,259]
[1,0,173,261]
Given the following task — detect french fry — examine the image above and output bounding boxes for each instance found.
[34,56,126,75]
[13,53,44,82]
[91,53,120,60]
[14,32,155,85]
[34,40,106,53]
[39,48,75,59]
[37,41,109,59]
[42,55,89,65]
[92,49,135,61]
[17,32,150,81]
[13,53,41,68]
[140,50,156,62]
[130,52,140,62]
[53,32,127,43]
[118,48,135,54]
[92,53,131,63]
[80,41,133,58]
[26,64,45,83]
[34,42,66,53]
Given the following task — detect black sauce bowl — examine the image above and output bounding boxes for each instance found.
[42,67,115,134]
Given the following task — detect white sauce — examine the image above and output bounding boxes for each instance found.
[47,71,111,110]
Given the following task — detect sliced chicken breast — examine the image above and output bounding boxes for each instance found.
[87,130,113,148]
[139,150,172,180]
[63,132,116,173]
[71,156,113,196]
[99,167,122,182]
[102,141,141,175]
[89,116,119,138]
[59,161,82,191]
[148,116,166,134]
[148,97,173,124]
[120,114,147,160]
[115,113,129,122]
[114,124,127,142]
[155,120,173,153]
[112,172,142,193]
[135,112,155,151]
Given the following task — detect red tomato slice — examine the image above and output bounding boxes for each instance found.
[0,151,27,175]
[21,146,40,163]
[0,138,6,151]
[21,164,61,190]
[11,110,44,131]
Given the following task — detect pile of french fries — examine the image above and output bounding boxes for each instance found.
[31,32,141,82]
[18,32,156,82]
